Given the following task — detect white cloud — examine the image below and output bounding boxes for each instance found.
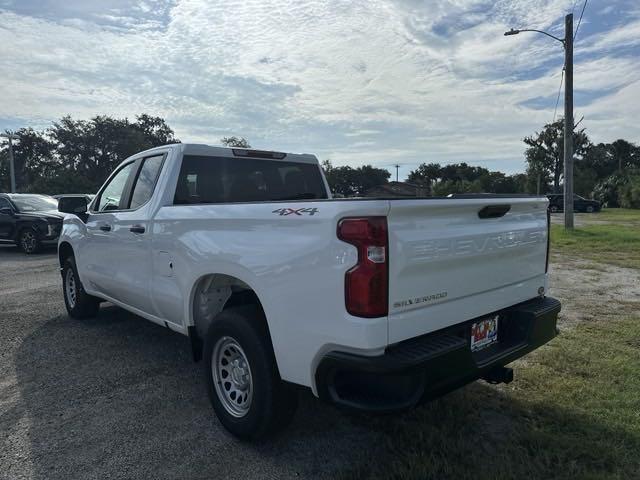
[0,0,638,176]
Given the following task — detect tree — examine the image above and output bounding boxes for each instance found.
[7,128,56,191]
[49,115,179,191]
[576,143,611,196]
[0,146,9,192]
[579,141,638,182]
[618,172,640,208]
[610,139,640,172]
[321,159,390,196]
[408,162,527,195]
[0,114,179,194]
[407,163,442,187]
[574,140,640,201]
[220,136,251,148]
[523,118,590,193]
[136,114,178,146]
[593,174,628,208]
[356,165,392,193]
[439,163,489,183]
[432,179,482,196]
[508,173,529,193]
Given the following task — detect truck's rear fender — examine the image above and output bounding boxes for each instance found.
[187,271,267,362]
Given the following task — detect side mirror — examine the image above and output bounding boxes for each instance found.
[0,207,13,216]
[58,197,88,215]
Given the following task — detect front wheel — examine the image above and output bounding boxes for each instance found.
[204,306,297,440]
[19,228,40,254]
[62,257,100,319]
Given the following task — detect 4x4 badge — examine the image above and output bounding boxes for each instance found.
[272,208,319,216]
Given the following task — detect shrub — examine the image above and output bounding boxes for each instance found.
[618,175,640,209]
[593,174,627,207]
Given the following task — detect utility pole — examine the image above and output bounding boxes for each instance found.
[563,13,574,229]
[394,164,400,182]
[0,132,18,193]
[504,12,575,229]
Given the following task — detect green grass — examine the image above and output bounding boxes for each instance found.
[595,208,640,225]
[344,315,640,480]
[551,222,640,269]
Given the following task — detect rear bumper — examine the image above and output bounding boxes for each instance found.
[315,296,561,412]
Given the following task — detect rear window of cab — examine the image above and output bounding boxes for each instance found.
[174,155,328,204]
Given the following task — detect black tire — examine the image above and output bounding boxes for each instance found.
[18,228,41,254]
[586,205,594,213]
[549,205,559,213]
[62,256,100,319]
[204,305,298,440]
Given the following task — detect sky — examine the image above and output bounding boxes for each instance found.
[0,0,638,179]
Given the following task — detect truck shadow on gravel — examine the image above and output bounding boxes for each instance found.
[13,306,637,480]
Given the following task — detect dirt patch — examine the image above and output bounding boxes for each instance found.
[549,255,640,329]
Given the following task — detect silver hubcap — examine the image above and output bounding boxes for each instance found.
[65,268,77,309]
[212,337,253,418]
[21,231,36,252]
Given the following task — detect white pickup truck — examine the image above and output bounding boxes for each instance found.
[58,143,560,439]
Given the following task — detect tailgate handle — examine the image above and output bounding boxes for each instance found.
[478,204,511,219]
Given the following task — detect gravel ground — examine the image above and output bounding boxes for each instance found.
[550,212,591,226]
[0,245,383,480]
[549,256,640,329]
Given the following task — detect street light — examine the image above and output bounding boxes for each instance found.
[503,28,565,44]
[504,14,575,230]
[0,132,19,193]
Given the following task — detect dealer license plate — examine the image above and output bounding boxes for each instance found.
[470,315,499,352]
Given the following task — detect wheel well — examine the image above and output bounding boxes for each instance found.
[58,242,74,268]
[190,274,267,361]
[15,225,36,241]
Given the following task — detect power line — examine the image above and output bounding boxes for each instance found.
[574,0,588,41]
[552,67,565,122]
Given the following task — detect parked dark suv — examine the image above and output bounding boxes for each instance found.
[0,193,64,253]
[547,194,601,213]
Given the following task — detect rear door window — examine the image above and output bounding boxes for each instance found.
[174,155,327,204]
[129,155,164,209]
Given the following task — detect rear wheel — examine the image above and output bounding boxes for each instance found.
[62,257,100,318]
[549,205,559,213]
[19,228,40,254]
[204,306,297,440]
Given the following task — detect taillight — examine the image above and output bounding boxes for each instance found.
[545,208,551,273]
[337,217,388,317]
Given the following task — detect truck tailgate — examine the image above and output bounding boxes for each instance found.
[387,197,549,344]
